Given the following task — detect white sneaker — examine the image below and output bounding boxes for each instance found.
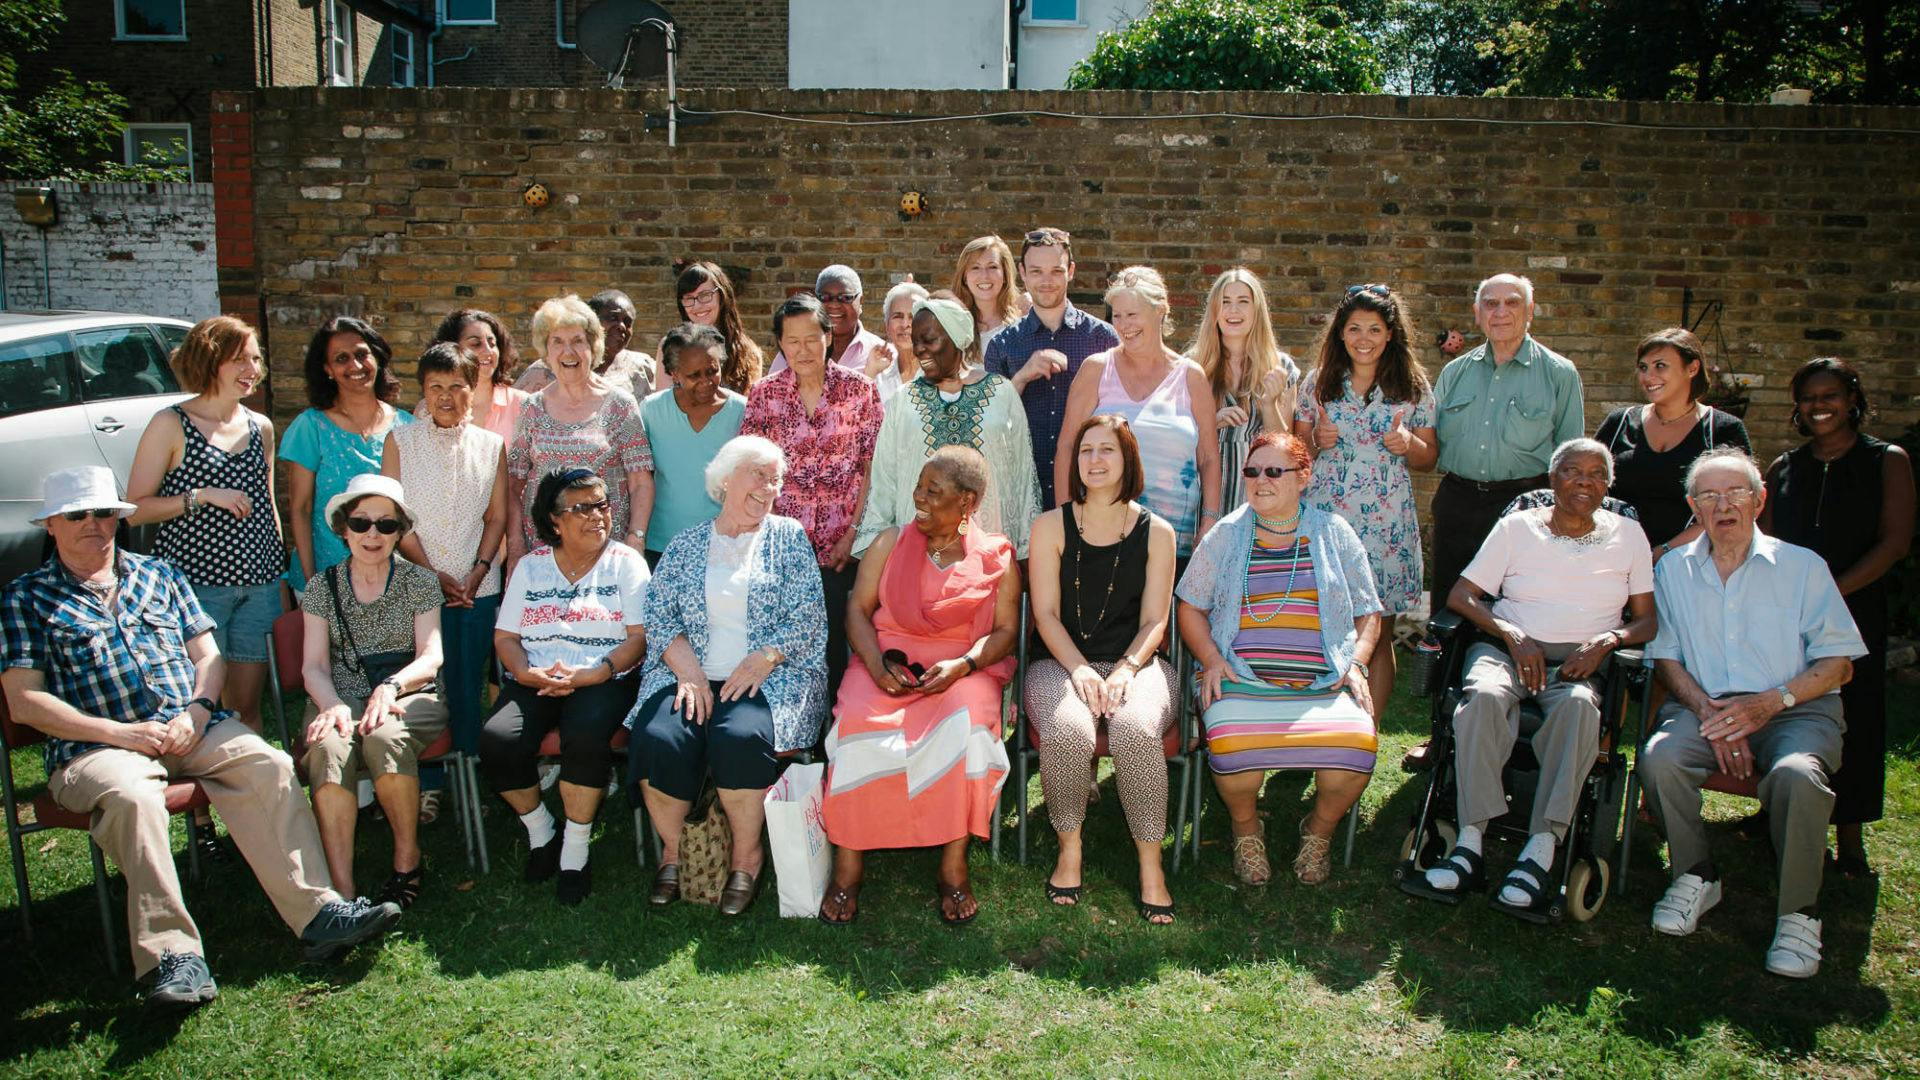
[538,763,560,791]
[1765,913,1822,979]
[1651,873,1722,936]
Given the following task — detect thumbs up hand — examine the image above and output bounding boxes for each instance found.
[1312,400,1339,451]
[1383,407,1412,456]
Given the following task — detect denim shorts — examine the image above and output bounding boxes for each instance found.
[190,581,284,664]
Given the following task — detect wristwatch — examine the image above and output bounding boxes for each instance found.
[1777,685,1797,710]
[188,696,217,715]
[761,645,784,666]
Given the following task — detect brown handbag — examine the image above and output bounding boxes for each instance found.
[677,779,732,906]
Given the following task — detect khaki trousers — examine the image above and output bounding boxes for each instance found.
[301,691,449,791]
[1451,640,1604,840]
[47,721,337,978]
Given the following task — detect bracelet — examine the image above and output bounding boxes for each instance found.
[379,677,403,695]
[183,488,199,516]
[598,656,616,677]
[474,557,492,569]
[963,655,978,674]
[1200,508,1222,521]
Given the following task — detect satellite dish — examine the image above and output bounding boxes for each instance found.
[577,0,676,86]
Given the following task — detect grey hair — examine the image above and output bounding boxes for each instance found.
[705,435,787,503]
[1551,437,1614,485]
[883,280,929,317]
[816,264,862,297]
[1685,447,1764,496]
[1475,273,1535,306]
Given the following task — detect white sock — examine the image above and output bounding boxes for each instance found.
[559,819,593,872]
[519,803,555,849]
[1500,831,1557,906]
[1424,823,1485,891]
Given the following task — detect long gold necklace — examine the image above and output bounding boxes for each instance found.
[1071,502,1132,634]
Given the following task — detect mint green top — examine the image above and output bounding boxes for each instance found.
[640,386,746,553]
[1432,335,1585,482]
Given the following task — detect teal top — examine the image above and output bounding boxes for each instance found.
[278,405,415,586]
[1432,335,1584,482]
[640,386,746,553]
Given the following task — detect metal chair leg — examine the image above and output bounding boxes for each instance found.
[1617,770,1640,898]
[5,821,31,943]
[90,841,119,976]
[1014,745,1030,866]
[468,757,491,875]
[184,815,202,884]
[1343,801,1359,868]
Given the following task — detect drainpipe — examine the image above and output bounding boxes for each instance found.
[556,0,576,49]
[426,1,440,85]
[1008,0,1025,89]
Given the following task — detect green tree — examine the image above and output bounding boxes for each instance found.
[1065,0,1383,93]
[0,0,180,181]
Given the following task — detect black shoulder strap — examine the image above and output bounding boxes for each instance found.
[325,564,367,674]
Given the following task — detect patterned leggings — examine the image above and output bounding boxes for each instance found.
[1023,657,1177,842]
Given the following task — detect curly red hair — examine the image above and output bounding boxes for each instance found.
[1247,429,1312,473]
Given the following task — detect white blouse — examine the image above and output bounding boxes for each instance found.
[391,420,505,598]
[701,526,761,679]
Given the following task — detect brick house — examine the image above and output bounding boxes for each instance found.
[15,0,434,182]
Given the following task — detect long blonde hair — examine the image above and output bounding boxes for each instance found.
[950,235,1021,330]
[1188,268,1294,419]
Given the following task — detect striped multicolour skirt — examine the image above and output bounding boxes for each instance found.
[1201,679,1377,775]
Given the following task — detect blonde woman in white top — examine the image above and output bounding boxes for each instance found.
[1187,268,1299,513]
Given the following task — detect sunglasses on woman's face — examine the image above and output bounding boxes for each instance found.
[557,499,611,518]
[346,516,403,535]
[61,508,119,522]
[1242,465,1304,479]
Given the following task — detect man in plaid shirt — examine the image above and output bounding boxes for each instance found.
[1,467,401,1009]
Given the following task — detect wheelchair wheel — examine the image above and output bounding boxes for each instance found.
[1567,857,1610,922]
[1397,820,1457,871]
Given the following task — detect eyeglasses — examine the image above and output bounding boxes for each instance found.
[556,499,612,517]
[1346,283,1390,298]
[817,292,859,306]
[60,508,119,522]
[1242,465,1305,479]
[683,287,719,306]
[346,516,403,535]
[1691,489,1756,508]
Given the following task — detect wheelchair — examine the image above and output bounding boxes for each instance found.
[1391,492,1650,923]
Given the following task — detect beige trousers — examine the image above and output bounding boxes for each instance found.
[301,691,449,790]
[47,721,337,978]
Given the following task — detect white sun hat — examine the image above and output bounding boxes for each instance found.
[30,466,137,525]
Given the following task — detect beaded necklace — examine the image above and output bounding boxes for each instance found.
[1070,502,1135,636]
[1243,525,1308,625]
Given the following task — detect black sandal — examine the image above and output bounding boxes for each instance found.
[1491,857,1553,914]
[1398,844,1487,904]
[1044,879,1082,906]
[818,882,860,925]
[377,864,425,910]
[937,880,978,926]
[1136,893,1176,925]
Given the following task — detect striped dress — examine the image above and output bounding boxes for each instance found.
[1200,534,1377,775]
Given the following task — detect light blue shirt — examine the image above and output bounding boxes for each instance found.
[639,387,746,553]
[1432,335,1584,482]
[1646,528,1865,698]
[1175,504,1383,689]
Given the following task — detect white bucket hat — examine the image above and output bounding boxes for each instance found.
[323,473,416,536]
[31,466,137,526]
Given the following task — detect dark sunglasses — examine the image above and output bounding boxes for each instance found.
[816,292,859,305]
[556,499,612,518]
[346,516,403,535]
[1346,283,1390,298]
[881,648,926,687]
[1024,229,1071,244]
[1242,465,1304,479]
[61,508,119,522]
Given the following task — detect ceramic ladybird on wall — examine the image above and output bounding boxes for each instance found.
[898,190,926,220]
[523,182,550,209]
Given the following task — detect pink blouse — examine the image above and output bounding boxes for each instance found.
[741,365,883,566]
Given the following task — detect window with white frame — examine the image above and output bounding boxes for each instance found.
[327,0,356,86]
[443,0,495,25]
[124,124,193,179]
[392,27,415,86]
[1025,0,1080,24]
[116,0,185,39]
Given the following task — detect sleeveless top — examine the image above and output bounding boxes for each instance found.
[1059,502,1153,663]
[1766,434,1893,646]
[155,405,285,588]
[1094,354,1202,554]
[391,420,504,599]
[1594,404,1751,547]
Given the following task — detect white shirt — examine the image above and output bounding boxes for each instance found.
[701,526,761,679]
[1462,507,1653,643]
[496,542,650,670]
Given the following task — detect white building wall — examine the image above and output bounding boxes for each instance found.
[789,0,1008,89]
[0,181,218,321]
[1016,2,1133,89]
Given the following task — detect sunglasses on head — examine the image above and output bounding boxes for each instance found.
[61,508,119,522]
[1346,283,1390,298]
[346,516,403,535]
[1242,465,1304,479]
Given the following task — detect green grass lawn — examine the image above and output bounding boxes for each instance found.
[2,678,1915,1078]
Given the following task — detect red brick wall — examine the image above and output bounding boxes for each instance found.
[231,88,1920,481]
[432,0,787,88]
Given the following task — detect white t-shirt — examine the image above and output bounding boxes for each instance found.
[496,541,650,670]
[701,527,761,679]
[1462,508,1653,644]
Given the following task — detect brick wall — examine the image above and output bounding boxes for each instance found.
[265,0,323,86]
[231,88,1920,482]
[433,0,787,88]
[1,182,219,321]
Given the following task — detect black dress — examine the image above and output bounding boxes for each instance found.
[1765,435,1894,825]
[1594,405,1751,548]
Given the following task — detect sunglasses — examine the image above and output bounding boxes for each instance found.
[1346,283,1390,298]
[557,499,611,517]
[1024,229,1071,244]
[60,508,119,522]
[881,648,926,687]
[346,516,403,535]
[1242,465,1305,479]
[816,292,859,306]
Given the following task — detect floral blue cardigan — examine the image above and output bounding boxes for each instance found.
[626,515,829,752]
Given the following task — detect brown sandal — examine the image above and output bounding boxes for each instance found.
[1232,834,1272,887]
[937,879,978,926]
[818,881,861,925]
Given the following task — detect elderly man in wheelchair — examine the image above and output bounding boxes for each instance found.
[1399,438,1656,919]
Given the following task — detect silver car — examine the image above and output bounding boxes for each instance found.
[0,310,194,585]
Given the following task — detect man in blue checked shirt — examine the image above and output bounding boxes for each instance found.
[1,467,402,1010]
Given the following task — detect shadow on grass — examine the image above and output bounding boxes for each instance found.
[1,683,1907,1070]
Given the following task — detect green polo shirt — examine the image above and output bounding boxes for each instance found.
[1432,335,1585,482]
